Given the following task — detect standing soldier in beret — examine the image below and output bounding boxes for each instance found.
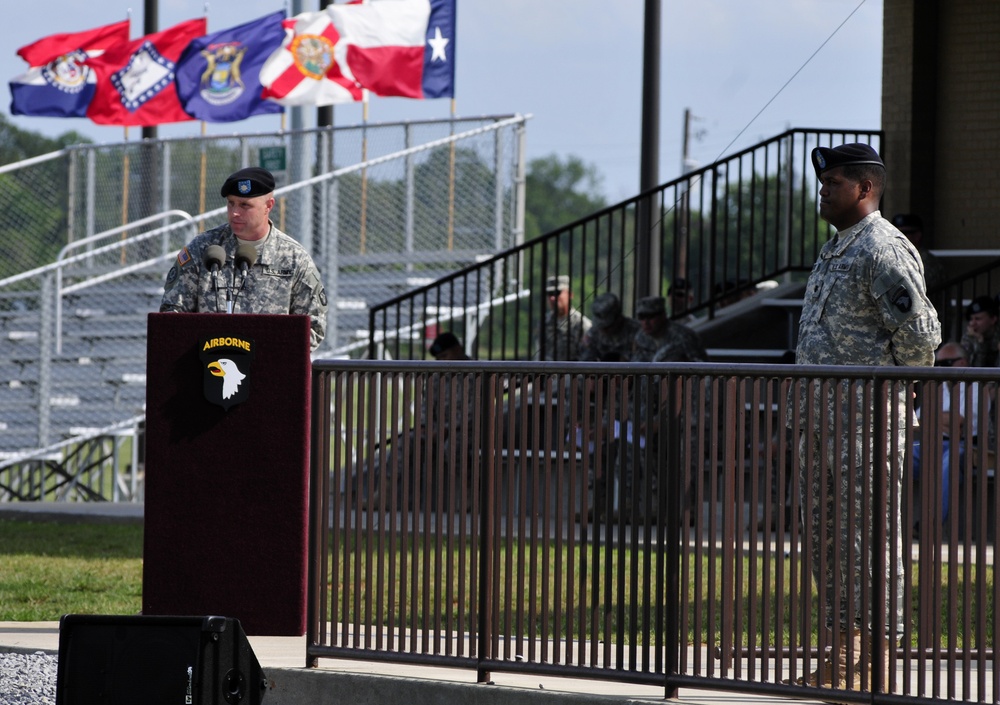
[789,144,940,692]
[160,166,329,351]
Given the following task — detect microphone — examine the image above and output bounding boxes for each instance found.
[203,245,226,273]
[235,244,257,277]
[231,244,258,313]
[203,245,227,311]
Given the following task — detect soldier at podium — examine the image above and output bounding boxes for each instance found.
[159,167,328,351]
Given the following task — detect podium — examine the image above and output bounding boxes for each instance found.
[143,313,312,635]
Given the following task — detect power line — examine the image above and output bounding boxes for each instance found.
[711,0,870,163]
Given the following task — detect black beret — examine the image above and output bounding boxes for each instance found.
[891,213,923,230]
[220,167,276,198]
[811,143,884,178]
[966,295,999,319]
[430,332,461,358]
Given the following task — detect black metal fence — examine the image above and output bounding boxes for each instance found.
[366,128,883,362]
[308,358,999,703]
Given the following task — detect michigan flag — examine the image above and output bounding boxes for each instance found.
[176,11,286,122]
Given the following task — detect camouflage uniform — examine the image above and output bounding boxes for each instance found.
[631,298,708,521]
[959,328,1000,367]
[160,222,328,351]
[796,210,940,634]
[532,308,591,361]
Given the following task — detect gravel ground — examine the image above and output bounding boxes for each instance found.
[0,652,56,704]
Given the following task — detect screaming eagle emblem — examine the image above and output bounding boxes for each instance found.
[200,335,254,410]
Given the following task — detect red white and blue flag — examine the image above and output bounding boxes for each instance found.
[84,18,207,126]
[329,0,455,99]
[260,0,455,106]
[9,20,130,118]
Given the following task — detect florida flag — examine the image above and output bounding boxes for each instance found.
[9,20,130,118]
[259,10,363,106]
[330,0,455,99]
[84,18,207,126]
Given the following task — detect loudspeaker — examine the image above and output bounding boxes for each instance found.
[55,614,267,705]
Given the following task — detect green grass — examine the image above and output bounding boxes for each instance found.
[0,519,143,620]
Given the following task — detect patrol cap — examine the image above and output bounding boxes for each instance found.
[891,213,923,231]
[668,278,690,296]
[965,295,999,320]
[591,292,622,327]
[636,296,666,317]
[429,331,461,358]
[811,143,884,178]
[220,167,276,198]
[546,275,570,295]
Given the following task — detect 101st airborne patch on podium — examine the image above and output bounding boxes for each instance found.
[200,335,255,411]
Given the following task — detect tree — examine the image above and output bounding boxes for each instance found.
[525,154,607,240]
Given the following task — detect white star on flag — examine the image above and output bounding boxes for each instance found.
[428,26,449,62]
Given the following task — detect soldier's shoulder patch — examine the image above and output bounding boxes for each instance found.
[890,285,912,313]
[177,247,192,267]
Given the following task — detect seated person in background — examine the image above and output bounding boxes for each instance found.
[429,331,471,360]
[578,292,640,362]
[891,213,945,292]
[632,295,707,364]
[533,275,592,361]
[912,342,982,523]
[960,295,1000,367]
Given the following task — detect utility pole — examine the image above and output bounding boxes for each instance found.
[636,0,661,300]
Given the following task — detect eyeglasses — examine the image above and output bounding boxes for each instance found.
[934,357,966,367]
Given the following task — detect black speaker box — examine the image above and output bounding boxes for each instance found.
[55,614,267,705]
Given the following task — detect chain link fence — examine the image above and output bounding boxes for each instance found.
[0,115,527,476]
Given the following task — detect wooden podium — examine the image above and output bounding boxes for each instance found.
[142,313,312,636]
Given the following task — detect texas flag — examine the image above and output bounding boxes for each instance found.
[84,18,207,126]
[9,20,130,118]
[329,0,455,99]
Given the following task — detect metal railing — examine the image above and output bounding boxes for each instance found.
[308,358,999,703]
[367,128,884,361]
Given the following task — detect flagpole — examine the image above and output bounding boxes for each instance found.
[120,126,131,264]
[199,122,208,215]
[447,98,456,251]
[359,93,369,255]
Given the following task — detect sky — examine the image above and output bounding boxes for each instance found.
[1,0,883,202]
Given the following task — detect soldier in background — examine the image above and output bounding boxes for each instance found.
[578,292,639,362]
[631,295,707,522]
[532,275,591,361]
[578,292,640,520]
[959,295,1000,367]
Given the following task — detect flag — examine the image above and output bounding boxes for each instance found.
[259,11,363,106]
[84,18,208,127]
[331,0,455,99]
[9,20,130,118]
[175,11,286,122]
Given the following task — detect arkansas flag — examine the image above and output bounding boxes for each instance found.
[330,0,455,99]
[258,11,363,106]
[175,11,286,122]
[85,18,207,126]
[9,20,130,118]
